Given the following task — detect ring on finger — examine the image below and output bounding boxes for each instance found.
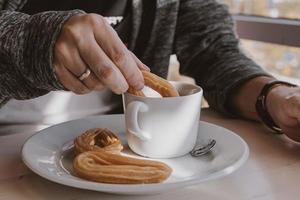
[78,68,91,81]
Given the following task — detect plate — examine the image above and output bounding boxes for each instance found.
[22,114,249,195]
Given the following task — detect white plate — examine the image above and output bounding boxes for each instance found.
[22,114,249,195]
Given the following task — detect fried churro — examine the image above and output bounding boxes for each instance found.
[74,128,123,155]
[128,71,179,97]
[73,150,172,184]
[73,128,172,184]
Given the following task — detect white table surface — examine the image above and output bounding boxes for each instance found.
[1,109,300,200]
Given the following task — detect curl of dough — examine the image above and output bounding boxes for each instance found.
[74,128,123,155]
[73,151,172,184]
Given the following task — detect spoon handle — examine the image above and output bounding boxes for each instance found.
[190,139,216,157]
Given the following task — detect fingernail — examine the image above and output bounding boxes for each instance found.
[142,64,150,71]
[135,81,144,90]
[121,84,129,94]
[117,87,128,95]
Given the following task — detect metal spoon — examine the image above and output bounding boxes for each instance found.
[190,139,216,157]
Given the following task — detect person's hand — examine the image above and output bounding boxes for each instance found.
[53,13,149,95]
[267,85,300,142]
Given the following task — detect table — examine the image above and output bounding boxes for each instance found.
[1,109,300,200]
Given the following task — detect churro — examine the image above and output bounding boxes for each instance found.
[73,150,172,184]
[74,128,123,155]
[128,71,179,97]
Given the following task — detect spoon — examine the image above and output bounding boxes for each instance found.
[190,139,216,157]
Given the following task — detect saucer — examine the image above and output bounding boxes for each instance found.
[22,114,248,195]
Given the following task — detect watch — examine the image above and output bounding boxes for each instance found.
[255,80,297,133]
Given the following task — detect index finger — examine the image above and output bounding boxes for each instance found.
[79,40,129,94]
[92,16,144,90]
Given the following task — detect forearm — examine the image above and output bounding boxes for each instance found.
[0,10,82,101]
[229,76,276,121]
[174,0,269,115]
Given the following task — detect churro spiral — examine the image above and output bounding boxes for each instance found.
[73,151,172,184]
[74,128,123,155]
[73,128,172,184]
[128,71,179,97]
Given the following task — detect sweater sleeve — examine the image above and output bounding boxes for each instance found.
[174,0,271,116]
[0,10,83,106]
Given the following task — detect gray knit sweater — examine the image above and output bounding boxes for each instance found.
[0,0,268,115]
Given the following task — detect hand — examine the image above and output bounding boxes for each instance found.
[267,85,300,142]
[53,13,149,95]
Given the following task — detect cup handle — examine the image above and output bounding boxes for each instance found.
[125,101,151,141]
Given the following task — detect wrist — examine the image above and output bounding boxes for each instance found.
[27,10,85,91]
[231,76,275,120]
[256,80,297,132]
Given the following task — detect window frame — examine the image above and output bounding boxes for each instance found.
[233,15,300,48]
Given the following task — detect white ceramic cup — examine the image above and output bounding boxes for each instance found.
[123,81,203,158]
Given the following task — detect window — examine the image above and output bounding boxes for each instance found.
[241,40,300,79]
[221,0,300,20]
[220,0,300,84]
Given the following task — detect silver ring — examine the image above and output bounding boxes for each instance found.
[78,69,91,81]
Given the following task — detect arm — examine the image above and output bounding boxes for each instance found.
[230,76,275,121]
[175,0,300,142]
[0,10,147,108]
[174,0,271,116]
[0,10,82,105]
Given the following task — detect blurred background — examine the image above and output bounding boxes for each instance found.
[222,0,300,80]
